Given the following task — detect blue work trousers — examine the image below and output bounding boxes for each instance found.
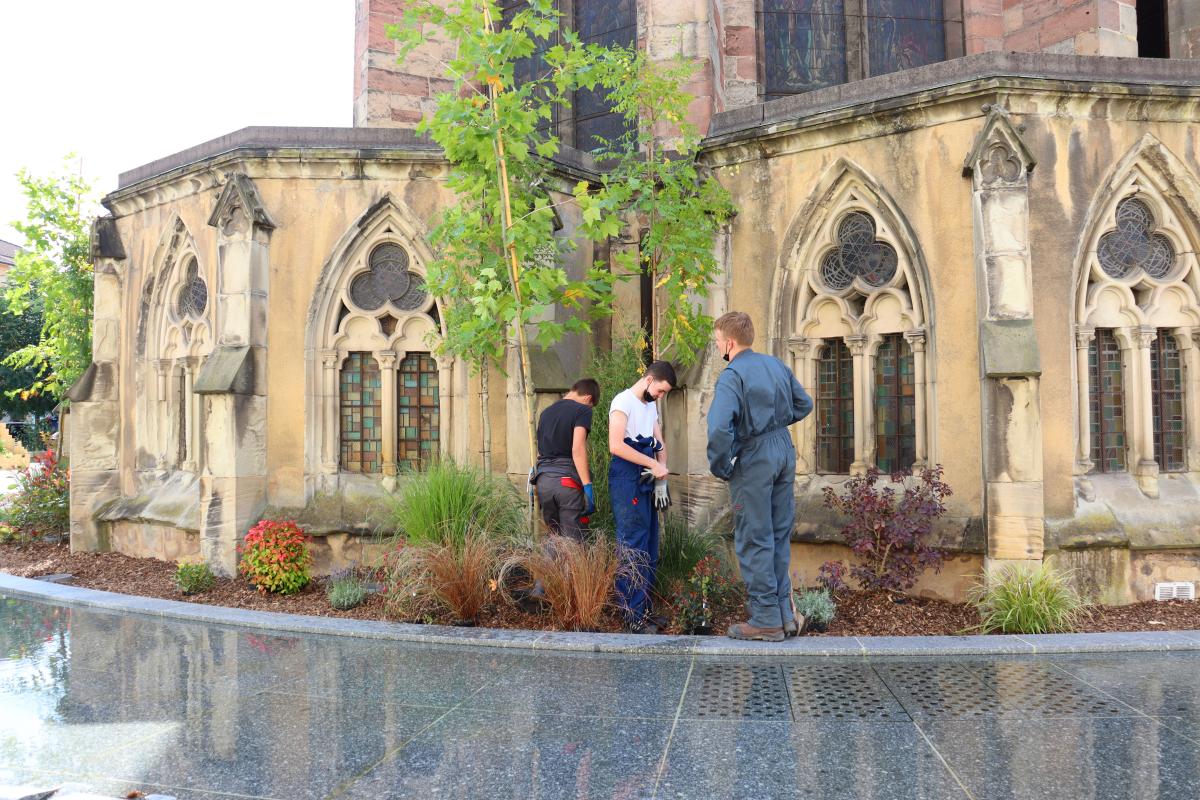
[729,429,797,629]
[610,455,659,625]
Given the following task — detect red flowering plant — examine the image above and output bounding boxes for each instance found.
[821,465,951,593]
[1,449,70,541]
[237,519,313,595]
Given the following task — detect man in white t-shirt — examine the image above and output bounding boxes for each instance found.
[608,360,677,633]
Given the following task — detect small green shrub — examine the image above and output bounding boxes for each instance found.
[968,563,1089,634]
[238,519,313,595]
[672,555,741,634]
[3,451,69,539]
[0,521,24,545]
[794,588,836,629]
[655,514,725,597]
[390,460,525,549]
[327,569,370,610]
[174,559,215,595]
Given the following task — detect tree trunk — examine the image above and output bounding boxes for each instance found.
[480,364,492,473]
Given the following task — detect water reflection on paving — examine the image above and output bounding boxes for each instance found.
[2,596,1199,799]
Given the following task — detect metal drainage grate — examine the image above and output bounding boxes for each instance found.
[787,664,910,720]
[972,663,1128,717]
[873,663,1004,718]
[689,664,792,720]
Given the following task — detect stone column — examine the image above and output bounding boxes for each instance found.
[377,352,398,475]
[905,330,928,469]
[964,108,1045,569]
[1074,327,1095,474]
[154,359,171,469]
[181,358,197,473]
[67,216,127,552]
[320,349,341,474]
[435,355,456,460]
[788,337,814,474]
[195,174,275,576]
[846,334,869,474]
[1133,325,1160,497]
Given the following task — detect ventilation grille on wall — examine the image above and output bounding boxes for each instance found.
[1154,582,1196,601]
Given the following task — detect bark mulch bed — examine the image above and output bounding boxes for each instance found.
[4,540,1200,636]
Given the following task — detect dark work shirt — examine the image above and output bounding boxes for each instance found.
[537,399,593,461]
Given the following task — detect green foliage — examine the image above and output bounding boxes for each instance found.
[237,520,313,595]
[672,554,741,634]
[326,568,370,610]
[0,296,56,420]
[2,451,69,539]
[968,563,1090,634]
[655,514,725,597]
[388,460,526,549]
[574,48,736,366]
[389,1,616,379]
[794,588,836,628]
[583,328,648,530]
[4,159,96,401]
[174,559,216,595]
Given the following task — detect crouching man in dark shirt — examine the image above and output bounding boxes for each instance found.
[533,378,600,541]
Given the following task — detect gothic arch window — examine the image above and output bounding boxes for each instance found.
[306,198,459,487]
[1074,140,1200,496]
[776,163,933,476]
[759,0,957,101]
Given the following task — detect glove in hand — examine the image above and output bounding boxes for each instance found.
[653,478,671,509]
[583,483,596,516]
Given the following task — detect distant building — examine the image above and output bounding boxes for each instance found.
[0,239,18,284]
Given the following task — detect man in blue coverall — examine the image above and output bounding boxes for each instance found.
[706,311,813,642]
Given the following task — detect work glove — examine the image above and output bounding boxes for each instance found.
[583,483,596,516]
[639,468,657,483]
[653,478,671,509]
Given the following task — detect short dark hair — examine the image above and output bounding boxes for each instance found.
[571,378,600,405]
[645,360,677,388]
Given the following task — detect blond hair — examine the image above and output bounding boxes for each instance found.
[714,311,754,346]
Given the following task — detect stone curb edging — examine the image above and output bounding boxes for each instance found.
[4,572,1200,657]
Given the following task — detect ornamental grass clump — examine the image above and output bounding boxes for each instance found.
[174,559,215,595]
[238,519,313,595]
[390,460,525,548]
[326,568,370,611]
[968,563,1090,634]
[499,536,628,632]
[383,528,498,624]
[655,514,725,598]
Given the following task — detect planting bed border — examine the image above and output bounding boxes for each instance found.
[4,573,1200,657]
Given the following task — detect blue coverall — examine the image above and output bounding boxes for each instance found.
[610,435,660,626]
[706,350,814,629]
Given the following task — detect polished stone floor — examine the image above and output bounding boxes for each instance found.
[2,595,1199,800]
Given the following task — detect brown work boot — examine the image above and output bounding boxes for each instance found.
[727,622,785,642]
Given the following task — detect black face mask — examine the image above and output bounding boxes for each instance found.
[642,389,654,403]
[721,343,732,362]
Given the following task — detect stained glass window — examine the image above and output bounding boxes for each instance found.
[816,338,854,473]
[574,0,635,151]
[761,0,848,100]
[760,1,951,99]
[865,0,946,77]
[820,212,898,290]
[1097,197,1176,280]
[1088,329,1126,473]
[397,352,440,471]
[340,352,382,473]
[1151,330,1185,472]
[874,334,915,474]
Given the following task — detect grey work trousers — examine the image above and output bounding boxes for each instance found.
[729,429,797,629]
[535,473,588,542]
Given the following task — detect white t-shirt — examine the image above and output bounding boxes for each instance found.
[610,388,658,440]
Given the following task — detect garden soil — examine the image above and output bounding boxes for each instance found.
[4,541,1200,636]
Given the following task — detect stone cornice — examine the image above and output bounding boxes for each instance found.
[700,52,1200,164]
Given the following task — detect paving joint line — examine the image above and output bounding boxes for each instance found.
[1048,660,1200,747]
[909,720,979,800]
[650,654,696,799]
[319,659,523,800]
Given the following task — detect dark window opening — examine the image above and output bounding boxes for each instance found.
[397,352,440,471]
[874,333,915,474]
[340,352,382,473]
[1137,0,1170,58]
